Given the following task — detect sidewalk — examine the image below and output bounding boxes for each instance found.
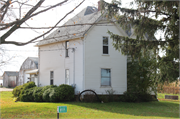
[0,88,13,92]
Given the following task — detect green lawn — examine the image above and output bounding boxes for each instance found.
[0,91,179,119]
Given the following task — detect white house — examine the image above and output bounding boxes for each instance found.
[2,71,19,87]
[0,76,3,86]
[18,57,39,86]
[36,5,128,95]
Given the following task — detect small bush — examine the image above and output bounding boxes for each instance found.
[42,88,54,102]
[138,93,153,102]
[122,91,138,102]
[122,91,154,102]
[22,82,36,91]
[98,95,109,103]
[20,88,34,102]
[105,88,116,102]
[33,87,44,102]
[58,84,74,101]
[83,91,97,102]
[19,82,36,101]
[12,85,23,97]
[49,88,59,102]
[41,85,57,92]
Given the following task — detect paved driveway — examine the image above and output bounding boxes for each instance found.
[0,88,13,92]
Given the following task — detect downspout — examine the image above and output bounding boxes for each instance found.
[81,37,85,92]
[72,48,75,86]
[38,47,40,87]
[83,36,86,91]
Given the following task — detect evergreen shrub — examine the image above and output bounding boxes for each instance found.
[49,87,60,102]
[42,88,54,102]
[12,85,23,97]
[33,87,44,102]
[58,84,74,101]
[20,88,34,102]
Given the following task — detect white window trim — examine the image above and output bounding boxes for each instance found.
[100,68,112,87]
[50,71,54,85]
[65,69,70,85]
[102,36,109,55]
[65,41,69,58]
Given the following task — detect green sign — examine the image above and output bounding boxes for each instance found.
[57,106,67,113]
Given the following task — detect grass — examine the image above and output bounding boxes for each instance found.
[0,91,179,119]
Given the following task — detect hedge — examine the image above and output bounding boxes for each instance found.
[13,83,74,102]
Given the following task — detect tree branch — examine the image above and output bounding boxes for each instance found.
[0,0,69,30]
[0,0,45,43]
[1,0,10,21]
[1,0,85,46]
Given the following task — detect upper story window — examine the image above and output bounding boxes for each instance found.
[103,37,108,54]
[50,71,54,85]
[65,41,69,57]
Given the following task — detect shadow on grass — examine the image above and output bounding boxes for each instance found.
[64,101,179,118]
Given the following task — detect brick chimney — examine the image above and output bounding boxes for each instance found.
[98,1,102,11]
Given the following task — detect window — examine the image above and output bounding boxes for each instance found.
[101,69,111,86]
[103,37,108,54]
[65,69,69,85]
[50,71,54,85]
[65,41,69,57]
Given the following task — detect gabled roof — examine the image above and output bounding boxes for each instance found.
[20,57,39,70]
[37,6,102,46]
[37,6,156,47]
[3,71,19,77]
[28,57,38,68]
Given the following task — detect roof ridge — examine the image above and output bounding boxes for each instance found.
[37,6,101,46]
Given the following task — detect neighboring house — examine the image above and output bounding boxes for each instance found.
[36,4,128,95]
[2,71,19,88]
[17,57,38,86]
[0,76,3,86]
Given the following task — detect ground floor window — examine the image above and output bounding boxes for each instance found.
[101,69,111,86]
[50,71,54,85]
[65,69,69,85]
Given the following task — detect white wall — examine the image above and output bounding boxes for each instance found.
[39,38,83,94]
[3,74,8,87]
[0,80,3,85]
[84,22,127,94]
[18,58,38,86]
[24,71,30,83]
[8,76,16,87]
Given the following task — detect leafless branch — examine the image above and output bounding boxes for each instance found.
[1,0,85,46]
[0,0,69,30]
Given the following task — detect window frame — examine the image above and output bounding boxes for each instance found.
[100,68,111,87]
[102,36,109,55]
[50,71,54,85]
[65,69,70,85]
[65,41,69,57]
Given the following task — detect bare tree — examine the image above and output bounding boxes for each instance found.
[0,0,85,46]
[0,45,18,73]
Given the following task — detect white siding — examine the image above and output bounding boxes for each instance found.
[18,58,38,86]
[8,76,16,87]
[39,38,83,94]
[3,74,8,87]
[84,22,127,94]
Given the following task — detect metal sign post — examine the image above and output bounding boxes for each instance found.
[57,106,67,119]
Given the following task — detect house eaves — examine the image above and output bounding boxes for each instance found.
[3,71,19,77]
